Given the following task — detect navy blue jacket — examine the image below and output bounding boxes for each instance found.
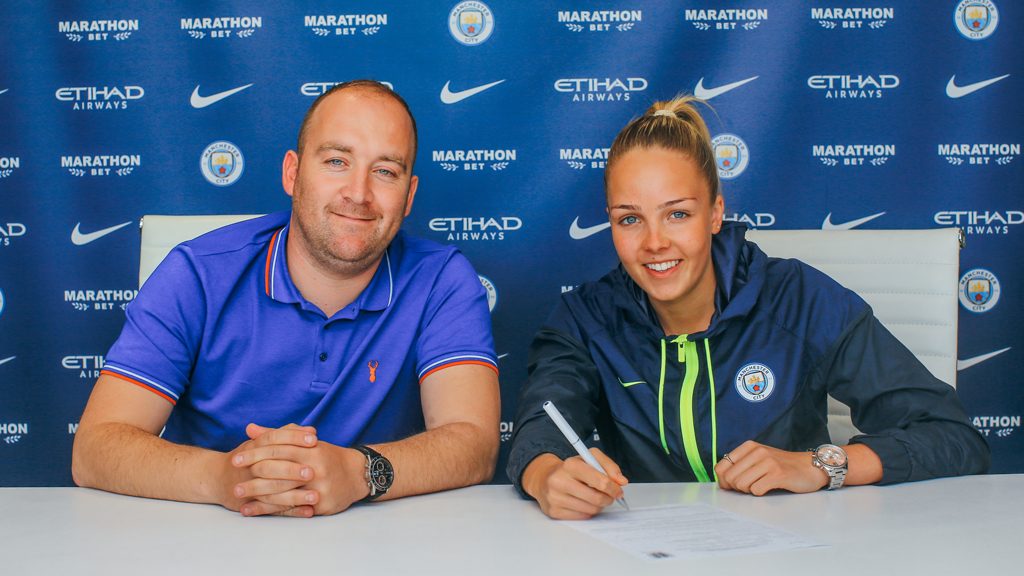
[507,222,988,492]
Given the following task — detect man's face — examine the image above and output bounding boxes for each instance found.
[283,89,418,278]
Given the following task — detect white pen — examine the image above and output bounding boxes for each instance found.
[542,401,629,510]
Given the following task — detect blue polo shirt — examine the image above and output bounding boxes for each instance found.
[102,211,497,452]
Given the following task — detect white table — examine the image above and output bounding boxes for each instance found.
[2,475,1020,575]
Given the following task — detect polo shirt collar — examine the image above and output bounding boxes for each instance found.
[263,224,400,315]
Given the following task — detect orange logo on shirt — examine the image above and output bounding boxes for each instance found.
[368,360,379,383]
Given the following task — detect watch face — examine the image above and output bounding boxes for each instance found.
[369,458,394,491]
[816,445,847,467]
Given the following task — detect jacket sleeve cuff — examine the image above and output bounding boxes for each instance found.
[506,439,579,499]
[847,433,911,485]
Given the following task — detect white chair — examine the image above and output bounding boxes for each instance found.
[138,216,962,444]
[138,214,261,287]
[748,228,962,443]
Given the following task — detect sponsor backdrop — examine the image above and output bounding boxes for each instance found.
[0,1,1020,485]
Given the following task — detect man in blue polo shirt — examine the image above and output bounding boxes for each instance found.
[71,80,500,518]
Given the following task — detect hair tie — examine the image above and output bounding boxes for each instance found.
[652,109,676,118]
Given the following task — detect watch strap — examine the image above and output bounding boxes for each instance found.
[352,444,392,502]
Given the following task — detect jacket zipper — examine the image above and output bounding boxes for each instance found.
[659,335,718,482]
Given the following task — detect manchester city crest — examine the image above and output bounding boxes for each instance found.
[735,362,775,402]
[478,275,497,312]
[955,1,999,40]
[711,134,749,180]
[449,1,494,46]
[200,141,244,187]
[959,268,1001,313]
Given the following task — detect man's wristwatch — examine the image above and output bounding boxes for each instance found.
[811,443,848,490]
[353,445,394,502]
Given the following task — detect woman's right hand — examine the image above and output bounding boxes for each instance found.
[522,449,628,519]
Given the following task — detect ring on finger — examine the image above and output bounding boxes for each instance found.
[722,453,734,464]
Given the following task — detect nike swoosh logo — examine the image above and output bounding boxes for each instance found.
[821,211,886,230]
[71,221,133,245]
[0,356,15,367]
[694,76,759,100]
[498,353,509,360]
[946,74,1010,99]
[618,377,646,388]
[569,217,611,240]
[957,347,1011,371]
[190,83,254,108]
[0,89,8,96]
[440,79,506,104]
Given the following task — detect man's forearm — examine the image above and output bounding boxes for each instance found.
[372,421,498,500]
[72,422,229,506]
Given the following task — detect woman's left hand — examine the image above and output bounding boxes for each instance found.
[715,440,829,496]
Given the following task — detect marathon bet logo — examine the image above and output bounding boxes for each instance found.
[554,77,648,103]
[429,216,522,241]
[1,422,29,445]
[55,86,144,110]
[432,148,517,172]
[180,16,262,39]
[64,289,138,312]
[807,74,899,99]
[938,142,1018,166]
[972,415,1019,439]
[685,8,767,31]
[62,154,141,177]
[561,147,609,169]
[812,7,893,29]
[934,210,1023,235]
[0,222,27,247]
[301,81,393,97]
[955,0,999,40]
[62,355,105,379]
[813,144,894,167]
[304,13,388,37]
[0,156,19,178]
[558,9,642,32]
[500,421,514,442]
[59,18,138,42]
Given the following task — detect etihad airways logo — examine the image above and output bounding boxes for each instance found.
[685,8,767,31]
[821,212,886,230]
[807,74,899,99]
[64,289,138,312]
[181,16,262,39]
[554,77,647,103]
[934,210,1023,235]
[59,19,138,42]
[0,156,19,179]
[813,144,894,167]
[0,223,26,247]
[300,81,393,97]
[694,76,758,100]
[561,147,609,170]
[62,354,105,379]
[304,13,388,37]
[429,216,523,241]
[440,79,505,104]
[938,142,1018,166]
[432,149,517,171]
[62,154,140,177]
[55,86,144,110]
[558,9,642,32]
[945,74,1009,99]
[812,7,893,29]
[725,213,775,228]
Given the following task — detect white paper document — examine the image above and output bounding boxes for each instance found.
[562,504,825,561]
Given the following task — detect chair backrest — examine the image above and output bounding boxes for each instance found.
[139,217,961,445]
[138,214,262,287]
[747,228,961,443]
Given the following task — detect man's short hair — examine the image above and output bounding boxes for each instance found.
[296,80,418,168]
